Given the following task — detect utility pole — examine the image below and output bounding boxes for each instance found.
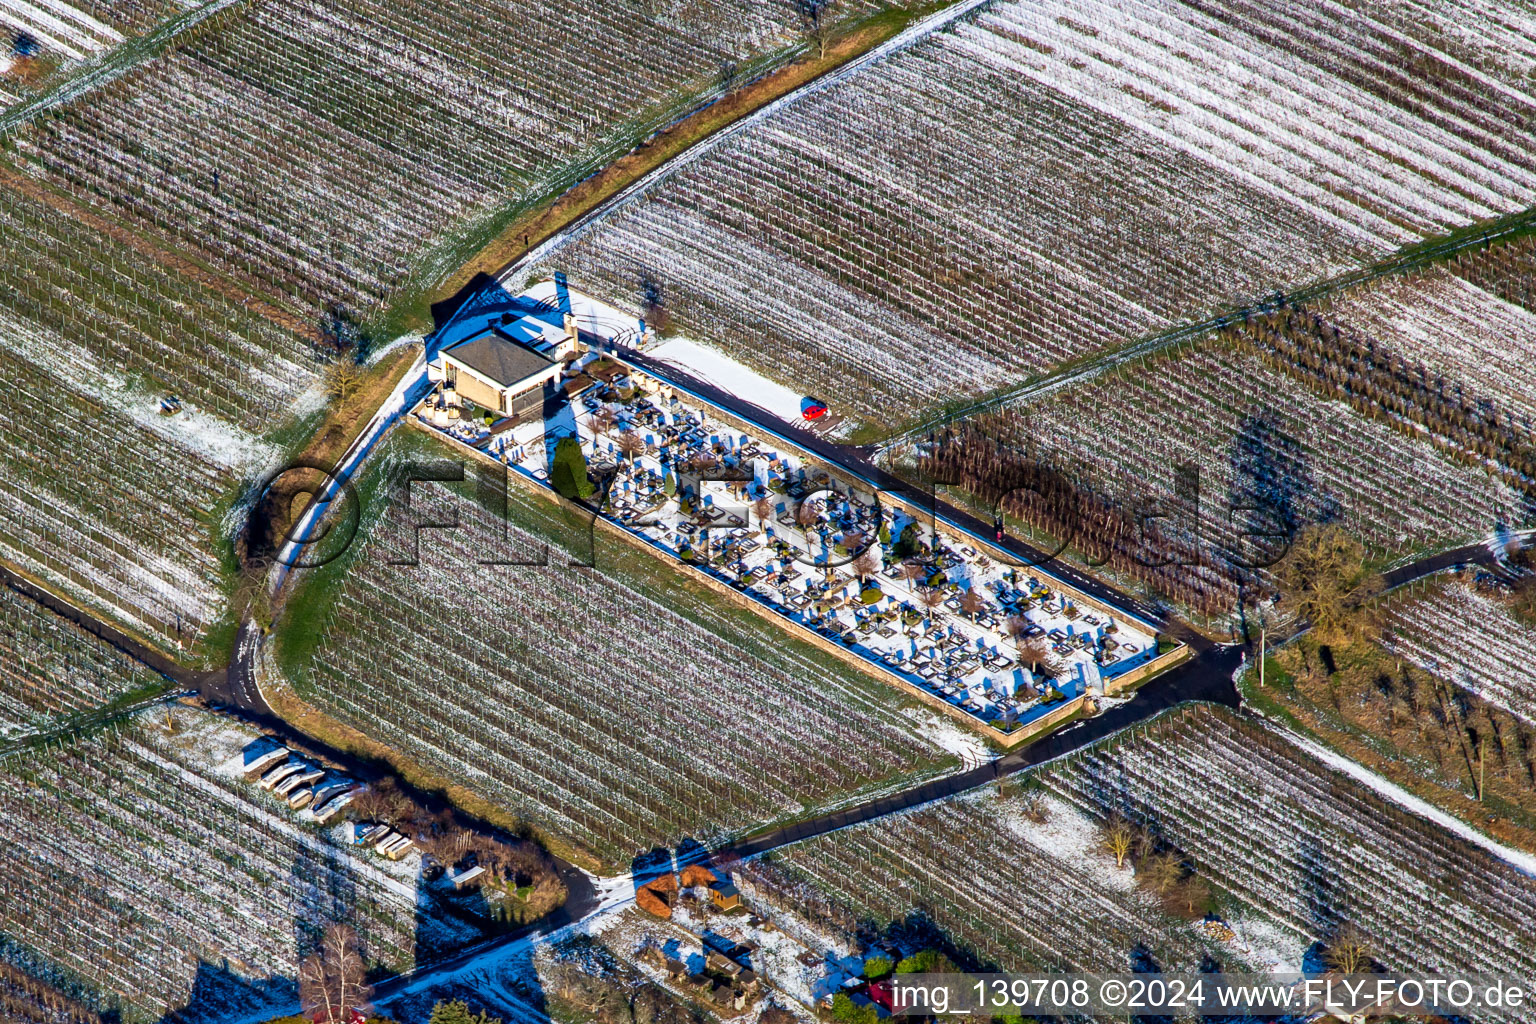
[1478,738,1486,802]
[1259,618,1266,688]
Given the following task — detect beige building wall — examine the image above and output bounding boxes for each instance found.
[449,367,504,413]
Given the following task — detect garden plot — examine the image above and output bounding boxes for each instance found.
[1383,579,1536,726]
[1042,705,1536,984]
[0,184,312,650]
[536,0,1536,426]
[288,427,958,870]
[0,584,165,739]
[0,705,482,1024]
[756,788,1219,972]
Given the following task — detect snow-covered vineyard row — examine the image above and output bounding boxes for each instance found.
[1383,580,1536,726]
[8,0,915,318]
[0,191,315,430]
[1327,267,1536,427]
[762,791,1218,972]
[0,0,122,63]
[0,706,470,1024]
[296,434,955,867]
[0,343,236,645]
[540,0,1536,424]
[0,585,163,738]
[0,188,308,648]
[1041,706,1536,984]
[990,340,1516,565]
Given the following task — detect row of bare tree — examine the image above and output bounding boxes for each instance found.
[918,425,1247,617]
[1233,310,1536,494]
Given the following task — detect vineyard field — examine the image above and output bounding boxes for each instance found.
[756,789,1220,972]
[1327,266,1536,427]
[949,338,1518,610]
[8,0,919,320]
[537,0,1536,428]
[0,0,923,653]
[0,584,165,739]
[1384,579,1536,727]
[755,705,1536,1001]
[283,428,959,869]
[0,704,483,1023]
[0,185,306,651]
[1042,706,1536,986]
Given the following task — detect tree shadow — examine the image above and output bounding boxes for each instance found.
[1226,410,1338,570]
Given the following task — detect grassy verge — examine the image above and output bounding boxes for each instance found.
[374,2,960,338]
[1237,636,1536,855]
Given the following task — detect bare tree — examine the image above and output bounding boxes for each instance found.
[350,778,411,826]
[852,549,880,582]
[1174,875,1212,917]
[323,360,362,404]
[299,924,371,1024]
[795,0,837,58]
[1325,923,1373,974]
[901,560,930,587]
[749,496,774,534]
[1275,524,1381,646]
[1131,823,1159,862]
[919,587,945,619]
[796,499,822,529]
[959,589,986,619]
[584,409,616,447]
[1017,636,1051,674]
[1142,852,1184,894]
[616,430,646,461]
[1101,817,1134,869]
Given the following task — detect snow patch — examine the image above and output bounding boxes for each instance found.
[645,336,812,426]
[899,706,995,769]
[993,791,1138,891]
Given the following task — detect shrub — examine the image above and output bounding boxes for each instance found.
[891,523,919,558]
[550,436,594,500]
[860,586,882,605]
[862,955,893,979]
[831,993,877,1024]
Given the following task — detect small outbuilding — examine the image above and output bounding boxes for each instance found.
[710,879,742,912]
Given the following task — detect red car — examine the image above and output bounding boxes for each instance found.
[801,397,828,420]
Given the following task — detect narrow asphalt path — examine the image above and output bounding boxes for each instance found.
[0,562,224,692]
